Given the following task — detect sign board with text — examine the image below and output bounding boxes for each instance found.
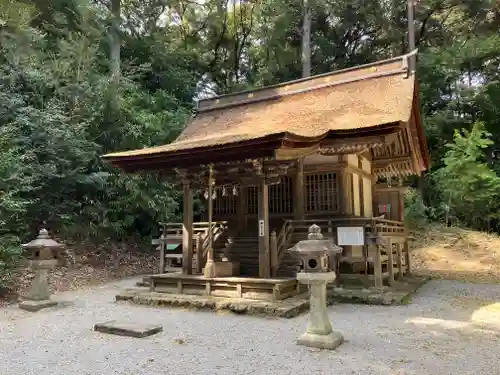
[259,220,265,237]
[337,226,365,246]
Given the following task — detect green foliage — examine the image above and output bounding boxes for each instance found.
[404,188,428,230]
[0,0,194,251]
[0,0,499,287]
[0,235,22,288]
[435,122,500,229]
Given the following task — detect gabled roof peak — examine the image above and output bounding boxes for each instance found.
[197,50,418,113]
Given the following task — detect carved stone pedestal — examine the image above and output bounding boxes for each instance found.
[296,272,344,350]
[19,260,58,312]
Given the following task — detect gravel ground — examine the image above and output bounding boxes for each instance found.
[1,278,500,375]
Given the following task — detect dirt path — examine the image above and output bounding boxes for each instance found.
[411,225,500,283]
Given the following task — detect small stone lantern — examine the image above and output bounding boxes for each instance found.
[19,229,64,312]
[288,224,344,350]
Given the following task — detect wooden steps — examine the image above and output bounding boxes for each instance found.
[220,236,259,276]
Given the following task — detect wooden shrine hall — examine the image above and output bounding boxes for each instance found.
[103,50,430,301]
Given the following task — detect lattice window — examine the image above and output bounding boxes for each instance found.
[305,172,338,212]
[269,177,293,213]
[213,194,237,216]
[247,186,258,215]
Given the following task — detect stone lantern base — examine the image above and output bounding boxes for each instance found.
[296,271,344,350]
[297,330,344,350]
[19,260,58,312]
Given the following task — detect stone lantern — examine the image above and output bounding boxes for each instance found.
[288,224,344,350]
[19,229,64,312]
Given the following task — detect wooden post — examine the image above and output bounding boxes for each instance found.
[396,242,404,280]
[363,245,369,276]
[237,186,247,231]
[204,165,216,278]
[195,234,202,274]
[373,244,383,289]
[159,233,166,274]
[258,177,270,278]
[404,240,412,276]
[327,220,333,240]
[182,182,193,275]
[270,230,278,277]
[236,186,248,232]
[338,169,346,214]
[399,188,405,221]
[387,238,394,285]
[294,158,305,219]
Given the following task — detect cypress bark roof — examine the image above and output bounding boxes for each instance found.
[103,51,429,174]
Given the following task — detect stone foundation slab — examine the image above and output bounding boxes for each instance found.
[94,320,163,338]
[18,299,58,312]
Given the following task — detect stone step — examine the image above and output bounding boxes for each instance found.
[116,290,309,318]
[280,261,301,268]
[229,246,259,251]
[94,321,163,338]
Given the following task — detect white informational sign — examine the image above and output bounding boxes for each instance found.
[259,220,265,237]
[337,226,365,246]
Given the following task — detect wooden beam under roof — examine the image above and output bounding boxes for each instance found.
[169,159,297,189]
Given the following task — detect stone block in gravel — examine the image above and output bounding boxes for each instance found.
[118,291,310,318]
[18,299,58,312]
[94,320,163,338]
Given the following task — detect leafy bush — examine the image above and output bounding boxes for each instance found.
[0,236,22,289]
[404,188,428,230]
[435,122,500,230]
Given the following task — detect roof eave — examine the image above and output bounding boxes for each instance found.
[105,125,405,173]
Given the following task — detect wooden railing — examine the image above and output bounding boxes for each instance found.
[193,221,228,273]
[155,221,228,273]
[277,221,293,259]
[200,222,228,257]
[282,217,406,241]
[269,217,407,276]
[158,222,223,240]
[270,220,294,276]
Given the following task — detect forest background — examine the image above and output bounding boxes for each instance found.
[0,0,499,284]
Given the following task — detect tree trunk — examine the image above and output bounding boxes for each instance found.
[407,0,416,71]
[301,0,311,78]
[109,0,121,87]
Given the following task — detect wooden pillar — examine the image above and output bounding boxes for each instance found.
[404,240,412,276]
[182,182,193,275]
[237,186,247,231]
[359,172,365,216]
[195,234,202,274]
[204,165,216,278]
[159,232,166,274]
[399,187,405,221]
[294,158,305,219]
[373,244,383,289]
[396,242,404,280]
[258,178,270,278]
[387,238,394,285]
[270,230,278,277]
[337,156,347,215]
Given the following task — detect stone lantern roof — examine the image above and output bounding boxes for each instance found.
[22,229,64,250]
